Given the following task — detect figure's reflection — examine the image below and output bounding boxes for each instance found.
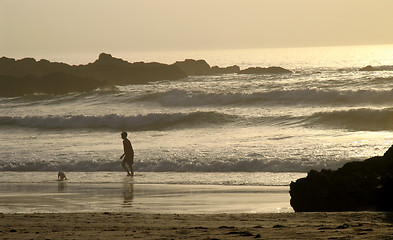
[123,179,134,206]
[57,181,67,192]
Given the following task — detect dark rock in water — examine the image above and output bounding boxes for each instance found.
[0,53,187,96]
[172,59,211,76]
[359,65,375,71]
[359,65,393,71]
[76,53,187,85]
[0,72,111,97]
[0,56,71,77]
[290,145,393,212]
[0,53,292,97]
[210,65,240,75]
[239,66,292,74]
[173,59,240,75]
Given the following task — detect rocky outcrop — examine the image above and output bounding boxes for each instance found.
[210,65,240,75]
[290,145,393,212]
[172,59,212,76]
[0,53,187,86]
[0,72,110,97]
[0,53,188,96]
[173,59,241,75]
[75,53,187,85]
[0,56,71,77]
[359,65,393,71]
[0,53,294,96]
[172,60,291,76]
[239,66,292,74]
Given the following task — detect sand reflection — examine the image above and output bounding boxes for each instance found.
[57,181,67,192]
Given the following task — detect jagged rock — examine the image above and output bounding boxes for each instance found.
[0,53,293,97]
[94,53,130,66]
[0,56,70,77]
[359,65,393,71]
[0,72,111,97]
[359,65,374,71]
[210,65,240,74]
[290,145,393,212]
[173,59,211,76]
[239,66,292,74]
[77,54,187,85]
[0,53,188,96]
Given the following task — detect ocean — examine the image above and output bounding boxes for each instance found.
[1,44,393,186]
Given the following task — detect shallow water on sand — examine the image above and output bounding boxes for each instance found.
[0,182,292,214]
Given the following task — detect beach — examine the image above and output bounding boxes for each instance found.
[2,45,393,239]
[1,180,393,239]
[2,212,393,239]
[0,181,293,214]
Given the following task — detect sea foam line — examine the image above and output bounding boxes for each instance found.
[0,158,351,173]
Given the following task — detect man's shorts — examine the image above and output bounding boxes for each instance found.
[123,155,133,164]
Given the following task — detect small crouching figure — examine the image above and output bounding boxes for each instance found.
[58,171,68,181]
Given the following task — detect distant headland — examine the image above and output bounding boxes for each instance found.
[0,53,292,97]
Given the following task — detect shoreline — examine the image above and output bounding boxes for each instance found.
[1,211,392,239]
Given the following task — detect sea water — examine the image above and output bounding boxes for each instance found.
[1,45,393,186]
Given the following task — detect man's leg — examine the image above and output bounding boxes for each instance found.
[127,162,134,176]
[121,160,130,175]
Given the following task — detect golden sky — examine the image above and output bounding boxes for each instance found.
[1,0,393,57]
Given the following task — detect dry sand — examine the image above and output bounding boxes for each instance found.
[1,211,393,239]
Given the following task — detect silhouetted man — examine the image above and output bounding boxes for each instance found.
[120,131,134,176]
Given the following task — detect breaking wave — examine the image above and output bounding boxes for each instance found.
[1,107,393,132]
[305,108,393,131]
[0,112,238,131]
[136,88,393,106]
[0,158,351,173]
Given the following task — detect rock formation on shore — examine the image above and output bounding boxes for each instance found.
[0,53,292,96]
[290,145,393,212]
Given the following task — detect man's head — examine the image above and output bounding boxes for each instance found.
[121,131,127,139]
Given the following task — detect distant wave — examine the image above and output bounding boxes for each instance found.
[0,89,119,106]
[135,89,393,106]
[305,108,393,131]
[3,82,393,108]
[0,112,238,131]
[2,107,392,132]
[251,107,393,132]
[0,158,351,173]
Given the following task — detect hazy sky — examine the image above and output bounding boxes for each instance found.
[1,0,393,57]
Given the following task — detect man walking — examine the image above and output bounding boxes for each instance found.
[120,132,134,176]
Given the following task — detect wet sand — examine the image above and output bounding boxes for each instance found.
[0,183,292,214]
[1,211,393,239]
[1,182,393,239]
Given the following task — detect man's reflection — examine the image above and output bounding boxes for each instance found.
[123,180,134,206]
